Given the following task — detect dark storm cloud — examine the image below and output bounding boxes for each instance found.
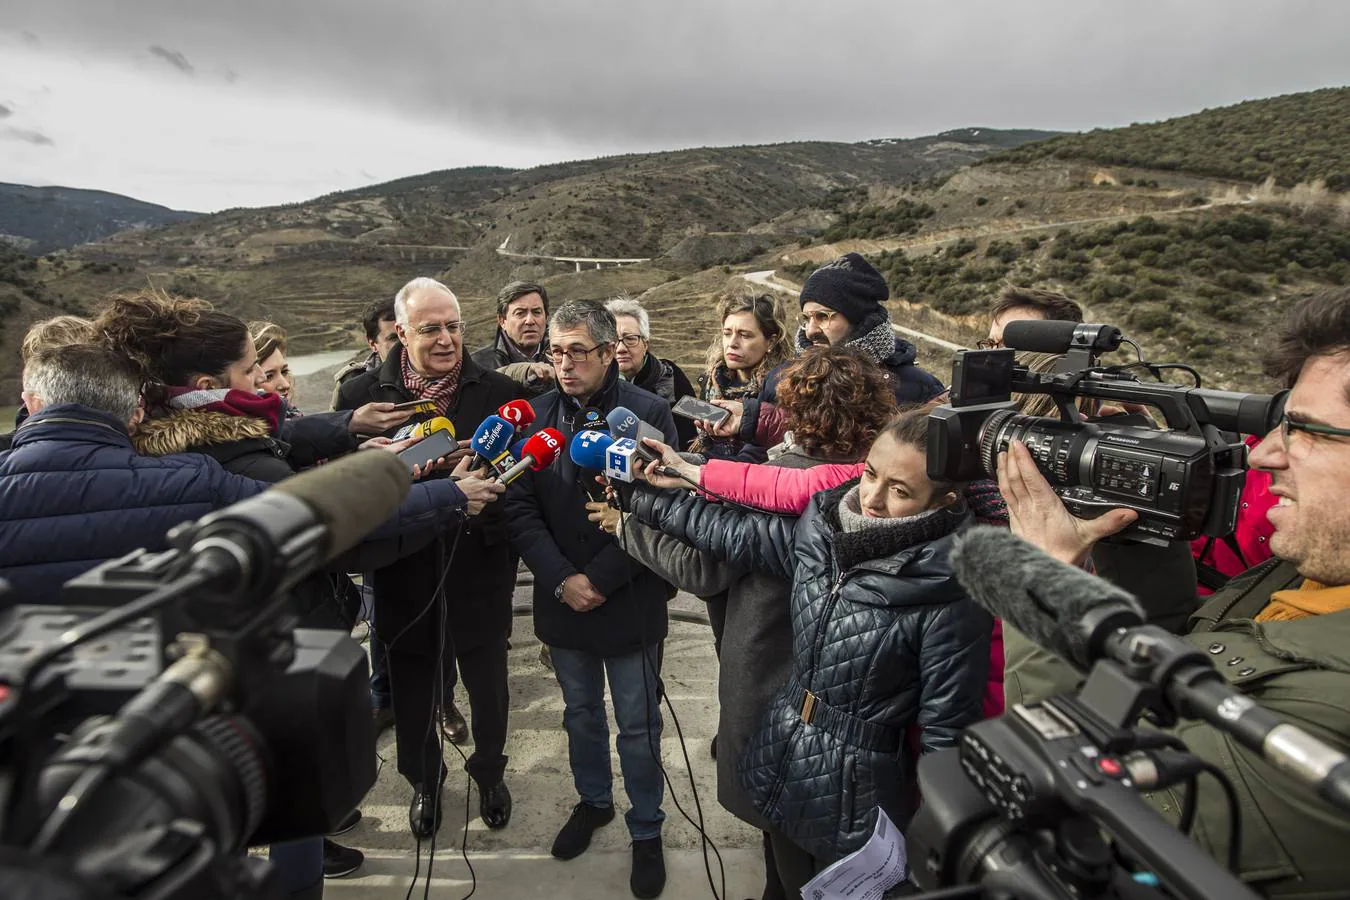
[7,0,1350,151]
[148,44,194,74]
[0,104,12,119]
[1,127,54,146]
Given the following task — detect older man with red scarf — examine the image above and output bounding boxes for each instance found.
[336,277,523,839]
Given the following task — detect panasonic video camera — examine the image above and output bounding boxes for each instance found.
[927,320,1285,544]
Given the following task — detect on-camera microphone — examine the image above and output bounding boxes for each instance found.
[1001,320,1124,355]
[470,414,517,474]
[952,526,1350,814]
[171,451,411,601]
[606,406,663,463]
[498,399,536,428]
[950,526,1143,667]
[496,428,564,484]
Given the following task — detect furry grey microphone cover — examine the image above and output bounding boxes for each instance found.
[951,525,1144,666]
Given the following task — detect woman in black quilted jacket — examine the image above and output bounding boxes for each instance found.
[626,407,991,893]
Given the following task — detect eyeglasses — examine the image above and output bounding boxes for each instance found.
[413,321,463,338]
[799,310,839,328]
[1279,413,1350,452]
[547,343,608,363]
[617,334,647,348]
[976,338,1005,350]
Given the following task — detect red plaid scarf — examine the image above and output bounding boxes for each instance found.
[400,349,463,417]
[165,385,284,432]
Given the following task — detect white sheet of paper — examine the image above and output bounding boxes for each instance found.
[800,807,908,900]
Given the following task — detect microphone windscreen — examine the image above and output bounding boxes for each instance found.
[273,450,410,561]
[950,526,1143,667]
[524,428,564,470]
[498,399,536,428]
[510,439,527,461]
[605,407,642,439]
[416,416,455,439]
[569,429,613,470]
[471,415,515,460]
[1001,319,1080,354]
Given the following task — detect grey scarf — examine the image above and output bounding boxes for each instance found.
[793,311,896,366]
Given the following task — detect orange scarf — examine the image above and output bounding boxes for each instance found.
[1256,580,1350,622]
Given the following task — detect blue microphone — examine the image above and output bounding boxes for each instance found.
[569,430,615,501]
[470,415,517,474]
[604,406,662,462]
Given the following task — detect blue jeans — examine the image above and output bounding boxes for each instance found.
[550,643,666,840]
[364,580,391,708]
[268,837,322,896]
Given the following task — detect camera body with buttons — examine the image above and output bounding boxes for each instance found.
[927,321,1285,545]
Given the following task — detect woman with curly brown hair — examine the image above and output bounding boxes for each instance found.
[595,344,895,900]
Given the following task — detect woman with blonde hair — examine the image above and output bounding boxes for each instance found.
[692,292,792,458]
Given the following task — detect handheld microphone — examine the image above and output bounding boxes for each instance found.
[510,438,528,462]
[605,406,662,463]
[470,415,517,474]
[170,450,411,600]
[498,399,536,428]
[576,406,608,432]
[569,430,615,502]
[951,526,1350,813]
[496,428,564,485]
[392,416,455,442]
[1001,320,1124,355]
[604,438,642,483]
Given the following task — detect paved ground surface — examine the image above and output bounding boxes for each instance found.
[324,580,765,900]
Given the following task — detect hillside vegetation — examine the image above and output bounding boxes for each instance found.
[990,87,1350,191]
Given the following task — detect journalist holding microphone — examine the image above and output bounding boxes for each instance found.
[335,276,523,838]
[995,287,1350,897]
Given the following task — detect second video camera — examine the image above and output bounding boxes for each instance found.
[927,320,1284,544]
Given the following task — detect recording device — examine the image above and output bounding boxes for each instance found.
[605,438,642,483]
[390,398,438,414]
[672,396,731,428]
[569,429,616,502]
[497,399,535,428]
[470,414,518,474]
[906,527,1347,900]
[0,452,410,899]
[396,428,459,473]
[606,406,663,463]
[927,320,1285,544]
[495,428,564,485]
[392,415,455,442]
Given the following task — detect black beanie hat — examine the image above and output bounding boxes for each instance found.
[799,253,889,326]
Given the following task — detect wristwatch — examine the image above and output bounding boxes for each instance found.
[554,582,565,601]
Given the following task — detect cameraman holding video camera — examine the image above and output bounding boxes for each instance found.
[998,288,1350,897]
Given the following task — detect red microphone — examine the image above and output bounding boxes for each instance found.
[498,399,536,428]
[494,428,563,484]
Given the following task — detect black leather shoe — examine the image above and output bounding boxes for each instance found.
[631,836,666,898]
[480,780,512,829]
[551,801,615,860]
[440,700,469,745]
[409,785,443,839]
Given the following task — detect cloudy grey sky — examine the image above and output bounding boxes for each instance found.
[2,0,1347,212]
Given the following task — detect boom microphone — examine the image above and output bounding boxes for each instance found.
[1001,320,1124,355]
[496,428,564,485]
[952,526,1350,814]
[498,399,536,428]
[950,526,1143,667]
[171,450,411,600]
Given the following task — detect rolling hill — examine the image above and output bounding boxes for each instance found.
[7,86,1350,403]
[0,183,199,255]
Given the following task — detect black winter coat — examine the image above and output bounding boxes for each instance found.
[630,480,990,861]
[336,348,523,650]
[505,363,678,656]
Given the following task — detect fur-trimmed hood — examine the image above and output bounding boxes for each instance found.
[133,408,274,457]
